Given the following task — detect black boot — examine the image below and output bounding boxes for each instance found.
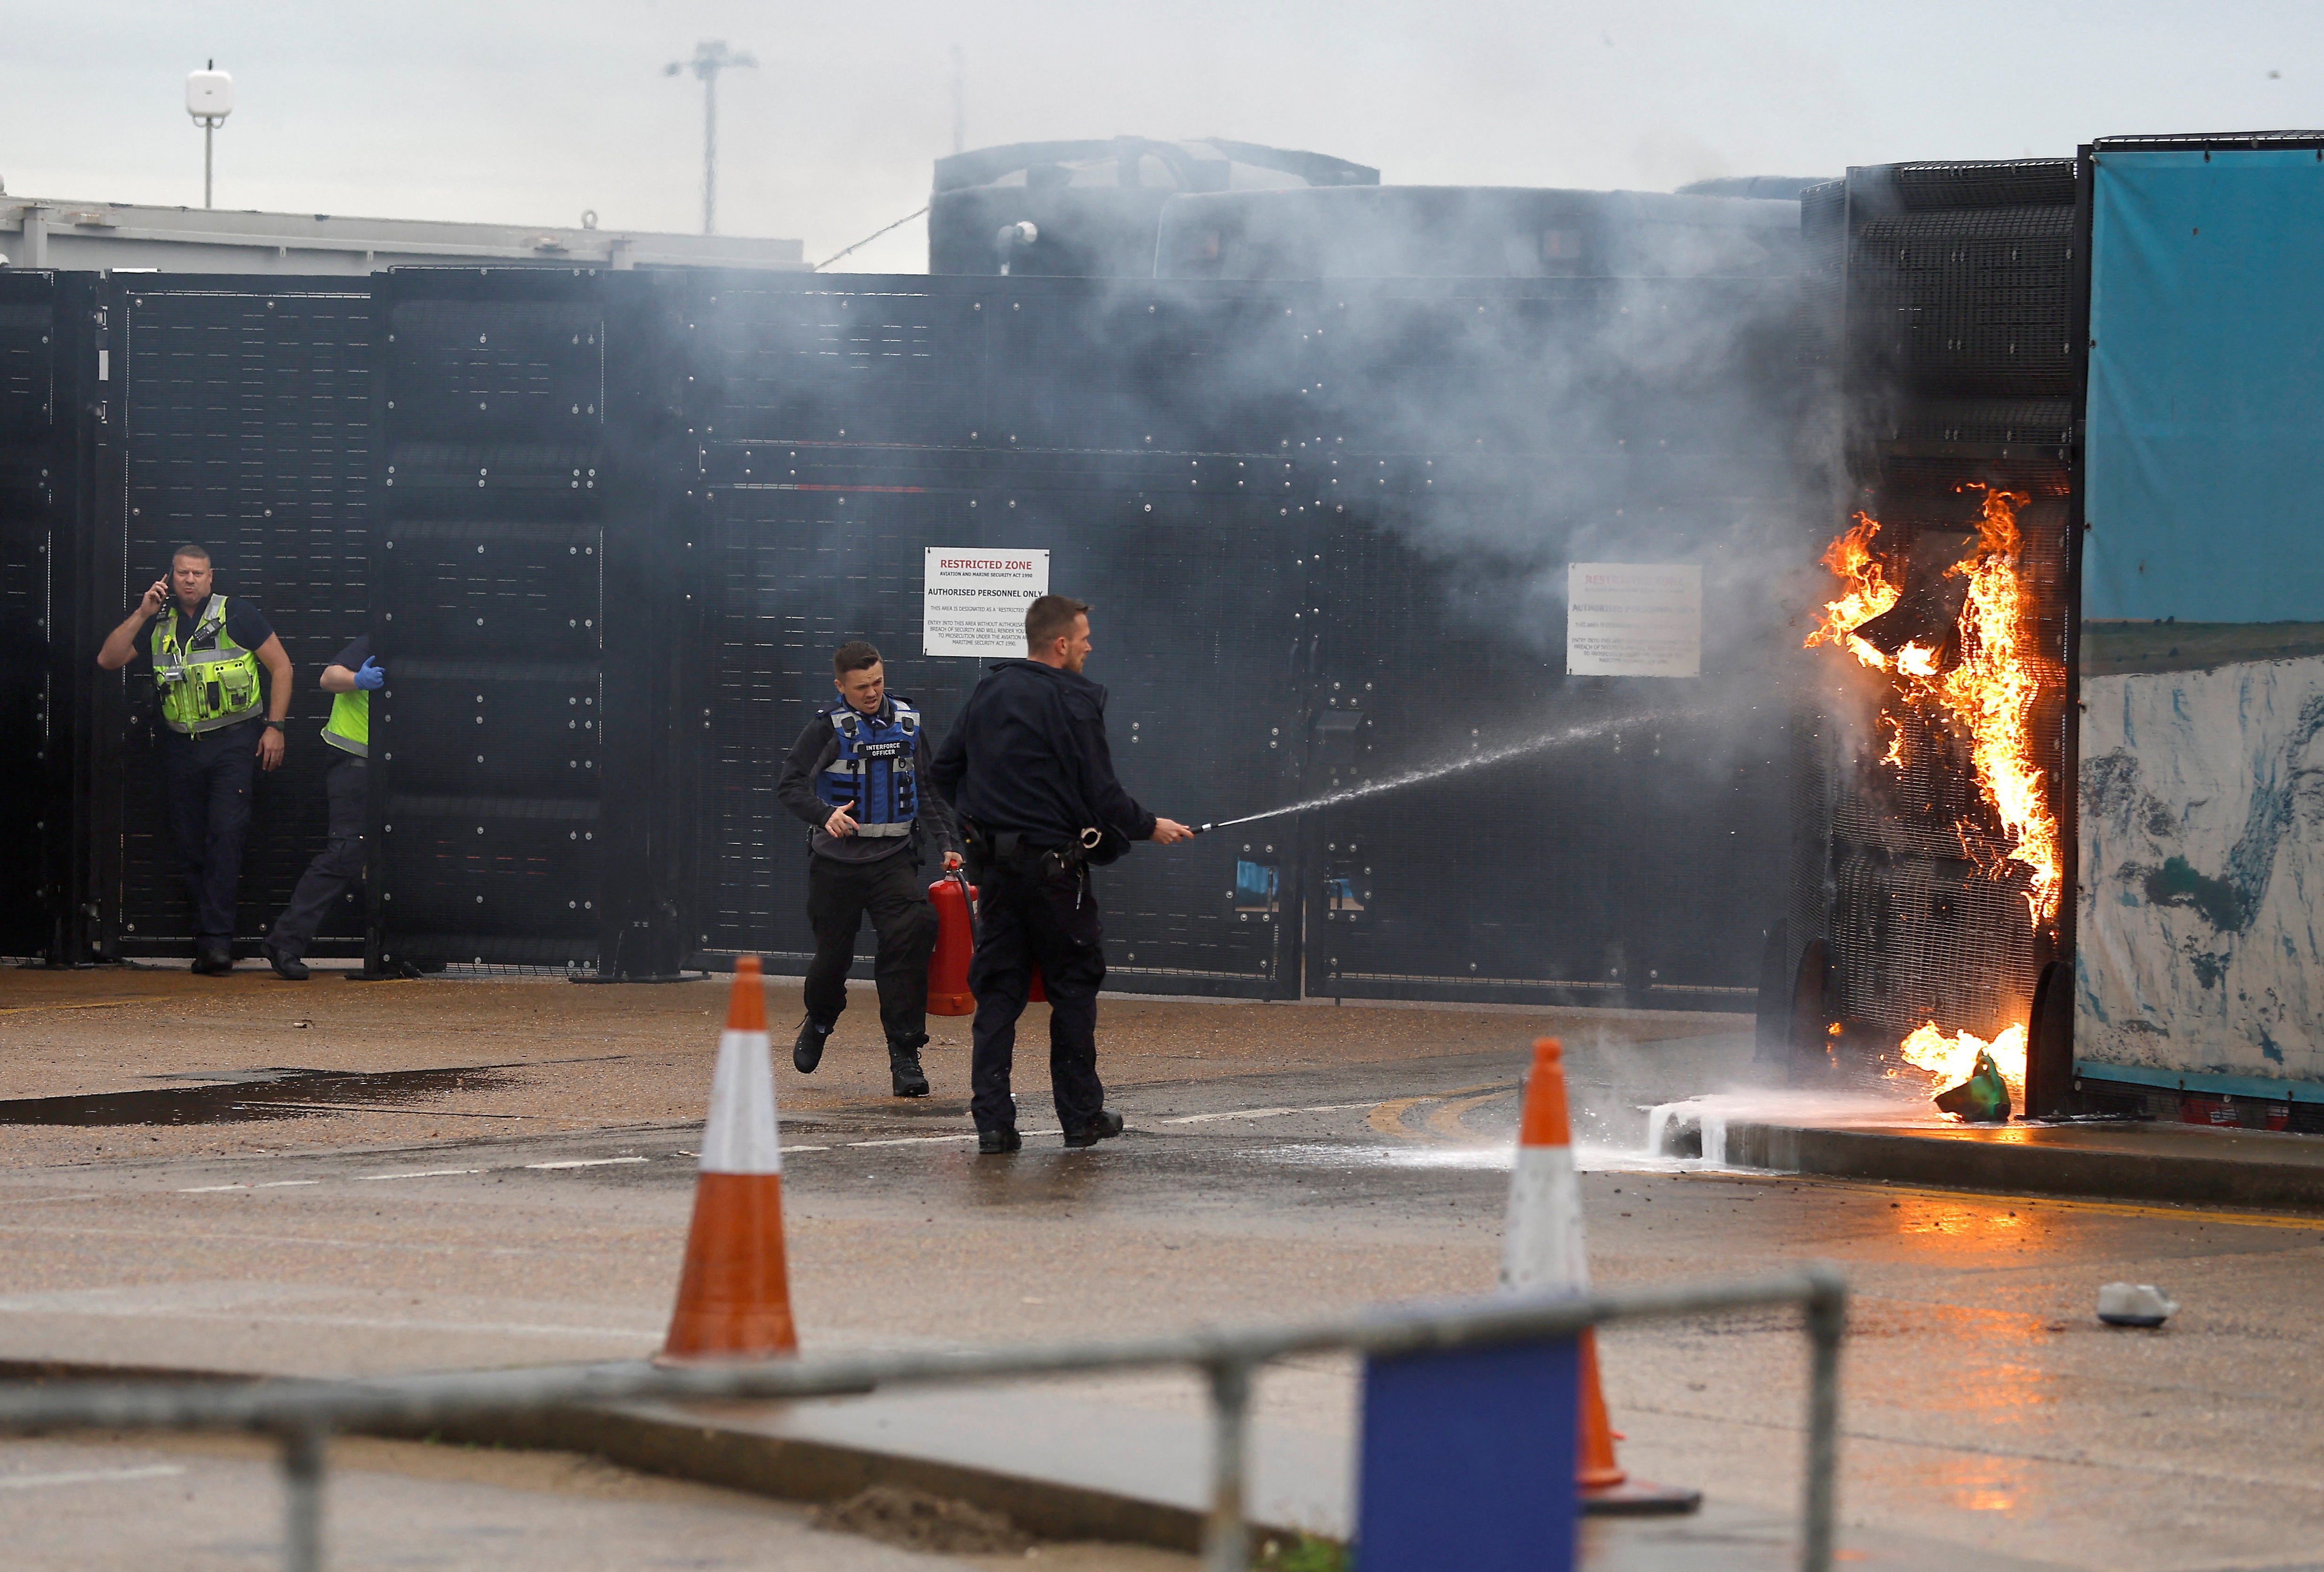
[792,1015,833,1074]
[192,945,234,976]
[887,1034,930,1098]
[978,1127,1022,1155]
[265,945,310,981]
[1063,1109,1125,1149]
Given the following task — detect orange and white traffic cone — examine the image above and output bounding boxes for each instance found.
[659,957,797,1362]
[1503,1037,1699,1513]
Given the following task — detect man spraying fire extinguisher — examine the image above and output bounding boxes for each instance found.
[775,641,962,1097]
[930,594,1193,1154]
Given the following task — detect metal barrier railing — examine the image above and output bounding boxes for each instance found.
[0,1267,1847,1572]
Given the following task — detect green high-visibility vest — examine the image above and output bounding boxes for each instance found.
[322,688,369,758]
[151,597,263,735]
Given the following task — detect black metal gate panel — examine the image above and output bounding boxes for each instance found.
[372,273,608,970]
[0,273,80,960]
[73,279,378,960]
[1291,278,1802,1008]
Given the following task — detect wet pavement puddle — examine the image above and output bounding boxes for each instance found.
[0,1065,525,1127]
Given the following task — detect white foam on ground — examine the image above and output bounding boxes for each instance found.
[1235,1085,1938,1176]
[1627,1089,1938,1170]
[1254,1142,1515,1171]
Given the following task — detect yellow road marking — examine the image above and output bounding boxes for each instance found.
[0,999,155,1016]
[1425,1088,1517,1140]
[1679,1170,2324,1232]
[1367,1081,1517,1141]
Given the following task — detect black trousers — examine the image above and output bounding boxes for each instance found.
[163,718,260,947]
[804,851,938,1043]
[967,860,1106,1136]
[268,757,366,960]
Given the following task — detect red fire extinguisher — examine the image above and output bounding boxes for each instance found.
[927,873,978,1016]
[926,871,1044,1014]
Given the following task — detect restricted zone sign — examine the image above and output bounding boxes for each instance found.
[923,548,1050,658]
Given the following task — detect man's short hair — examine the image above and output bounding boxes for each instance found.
[1026,594,1090,649]
[833,640,882,677]
[171,543,212,565]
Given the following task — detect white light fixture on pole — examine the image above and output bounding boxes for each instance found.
[665,41,755,236]
[186,61,233,210]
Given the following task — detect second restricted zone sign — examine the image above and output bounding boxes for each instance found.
[1565,562,1701,677]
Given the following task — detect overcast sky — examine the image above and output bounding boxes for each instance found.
[6,0,2316,272]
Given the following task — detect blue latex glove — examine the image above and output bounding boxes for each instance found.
[353,657,386,691]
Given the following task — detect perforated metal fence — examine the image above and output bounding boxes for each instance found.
[27,264,1807,1006]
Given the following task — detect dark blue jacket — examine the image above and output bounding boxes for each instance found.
[929,659,1155,854]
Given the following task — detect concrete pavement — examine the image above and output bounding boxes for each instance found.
[0,1430,1190,1572]
[8,970,2324,1567]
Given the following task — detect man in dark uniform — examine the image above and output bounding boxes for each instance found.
[262,634,381,979]
[95,545,293,974]
[930,595,1192,1154]
[775,641,962,1097]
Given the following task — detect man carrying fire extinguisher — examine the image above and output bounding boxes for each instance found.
[776,641,962,1097]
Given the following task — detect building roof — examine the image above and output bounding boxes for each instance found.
[0,196,805,273]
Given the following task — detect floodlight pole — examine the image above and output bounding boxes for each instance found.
[667,41,756,236]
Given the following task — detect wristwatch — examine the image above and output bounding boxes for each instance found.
[265,721,286,731]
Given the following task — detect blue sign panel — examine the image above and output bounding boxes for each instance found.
[1357,1337,1579,1572]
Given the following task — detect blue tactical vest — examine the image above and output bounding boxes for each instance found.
[815,699,921,837]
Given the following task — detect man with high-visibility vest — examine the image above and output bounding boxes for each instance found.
[262,634,379,980]
[775,640,962,1097]
[96,544,294,974]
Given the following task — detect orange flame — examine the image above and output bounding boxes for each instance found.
[1933,489,2060,925]
[1803,488,2059,926]
[1898,1020,2026,1101]
[1803,514,1900,670]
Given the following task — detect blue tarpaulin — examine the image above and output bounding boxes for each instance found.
[2077,146,2324,1091]
[2087,148,2324,622]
